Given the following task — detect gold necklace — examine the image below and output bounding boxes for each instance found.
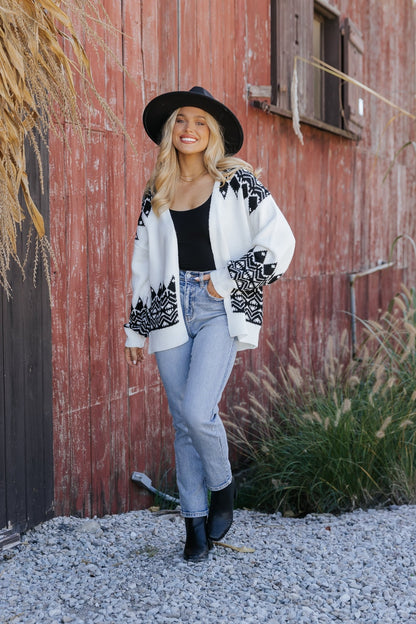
[179,169,207,183]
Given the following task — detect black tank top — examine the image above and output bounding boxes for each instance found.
[170,195,216,271]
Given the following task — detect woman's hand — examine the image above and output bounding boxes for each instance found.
[125,346,144,366]
[207,278,223,299]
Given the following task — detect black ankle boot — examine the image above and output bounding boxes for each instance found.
[207,478,235,541]
[183,517,210,561]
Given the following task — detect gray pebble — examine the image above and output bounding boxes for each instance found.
[1,506,416,623]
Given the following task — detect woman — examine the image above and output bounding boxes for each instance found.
[124,86,295,562]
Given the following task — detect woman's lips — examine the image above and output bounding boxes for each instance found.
[180,136,197,143]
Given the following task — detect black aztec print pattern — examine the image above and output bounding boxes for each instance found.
[228,248,282,325]
[127,276,179,336]
[136,191,152,235]
[142,191,152,217]
[228,249,281,289]
[230,288,264,325]
[219,170,270,214]
[127,297,148,334]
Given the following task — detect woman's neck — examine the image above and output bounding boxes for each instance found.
[178,154,206,181]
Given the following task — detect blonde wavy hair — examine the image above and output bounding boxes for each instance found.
[147,109,256,216]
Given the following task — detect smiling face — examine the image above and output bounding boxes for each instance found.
[172,106,210,155]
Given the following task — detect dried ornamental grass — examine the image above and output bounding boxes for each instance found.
[0,0,122,297]
[229,296,416,515]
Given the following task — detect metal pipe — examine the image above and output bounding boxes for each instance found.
[348,262,395,358]
[131,471,180,505]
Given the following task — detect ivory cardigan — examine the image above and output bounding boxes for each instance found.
[124,169,295,353]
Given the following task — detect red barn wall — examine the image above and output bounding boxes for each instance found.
[49,0,416,517]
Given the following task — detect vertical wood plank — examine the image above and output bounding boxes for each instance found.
[66,126,92,517]
[107,130,130,514]
[23,135,53,528]
[50,128,71,517]
[178,0,197,88]
[87,129,111,516]
[2,231,27,529]
[159,0,179,90]
[0,276,4,529]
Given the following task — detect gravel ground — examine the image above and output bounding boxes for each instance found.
[1,505,416,624]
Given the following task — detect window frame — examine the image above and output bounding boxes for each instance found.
[264,0,361,140]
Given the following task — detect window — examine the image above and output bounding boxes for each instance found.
[269,0,363,136]
[312,2,341,127]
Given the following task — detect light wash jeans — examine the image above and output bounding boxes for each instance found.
[155,270,237,518]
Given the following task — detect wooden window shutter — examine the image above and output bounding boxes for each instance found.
[271,0,313,117]
[342,17,364,134]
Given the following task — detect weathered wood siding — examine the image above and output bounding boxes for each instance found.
[50,0,416,517]
[1,138,53,531]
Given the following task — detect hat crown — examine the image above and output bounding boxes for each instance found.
[188,86,213,99]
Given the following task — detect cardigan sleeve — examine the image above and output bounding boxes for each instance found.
[124,195,152,348]
[209,174,295,297]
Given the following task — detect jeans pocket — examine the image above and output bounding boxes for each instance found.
[205,284,224,302]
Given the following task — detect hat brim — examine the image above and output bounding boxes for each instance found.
[143,90,244,155]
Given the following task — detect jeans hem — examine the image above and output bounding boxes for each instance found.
[181,510,209,519]
[208,475,233,492]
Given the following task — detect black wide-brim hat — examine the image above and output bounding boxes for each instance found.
[142,86,244,155]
